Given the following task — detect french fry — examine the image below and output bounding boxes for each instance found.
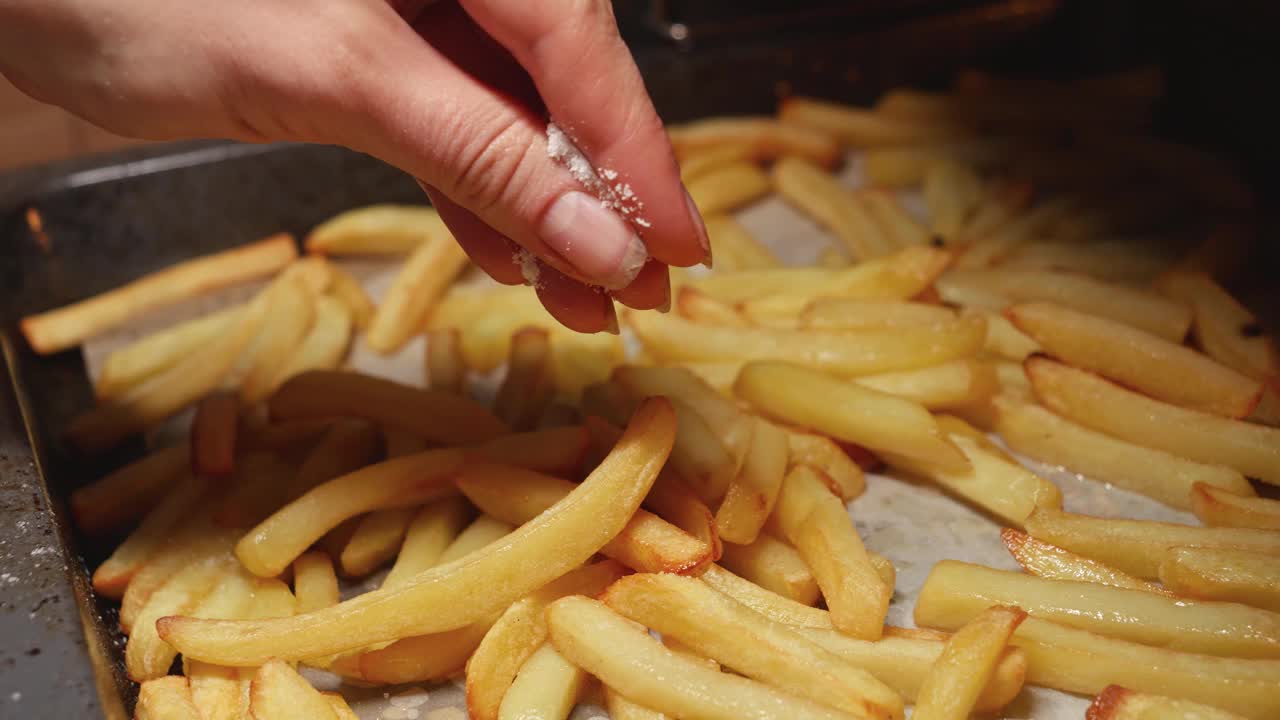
[473,425,592,476]
[269,370,507,445]
[71,443,189,536]
[187,661,243,720]
[545,596,856,720]
[135,676,202,720]
[426,327,466,392]
[324,262,376,330]
[305,204,446,255]
[675,287,748,327]
[1086,685,1248,720]
[685,161,772,216]
[492,328,554,431]
[946,269,1192,341]
[285,418,382,499]
[21,233,296,354]
[614,365,754,463]
[340,507,416,577]
[456,462,710,574]
[1026,356,1280,485]
[212,451,299,529]
[273,295,352,384]
[862,140,1007,188]
[718,533,820,605]
[1159,547,1280,613]
[818,246,853,268]
[911,606,1026,720]
[993,398,1255,509]
[915,560,1280,659]
[958,179,1035,243]
[1155,271,1278,380]
[604,573,903,718]
[239,417,333,452]
[861,191,931,248]
[160,398,676,665]
[249,660,338,720]
[126,555,233,680]
[346,620,493,685]
[1003,240,1175,283]
[1036,502,1280,575]
[772,156,893,260]
[95,305,239,400]
[716,418,788,545]
[238,272,317,404]
[1010,302,1261,417]
[704,215,780,270]
[679,143,756,183]
[1004,617,1280,719]
[700,563,830,628]
[235,448,465,577]
[322,693,360,720]
[67,296,268,452]
[783,428,867,501]
[923,161,984,243]
[668,116,842,167]
[854,360,996,411]
[366,230,470,353]
[191,392,239,478]
[1191,482,1280,531]
[954,198,1076,270]
[438,515,515,565]
[1001,529,1170,595]
[119,524,239,632]
[800,300,955,330]
[736,362,968,471]
[498,643,587,720]
[293,551,340,613]
[382,496,472,589]
[605,687,668,720]
[466,560,627,720]
[635,312,984,377]
[92,473,207,598]
[772,465,890,638]
[779,96,958,147]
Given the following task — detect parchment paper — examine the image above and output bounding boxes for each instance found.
[80,155,1196,720]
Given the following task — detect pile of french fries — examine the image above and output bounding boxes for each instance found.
[22,65,1280,720]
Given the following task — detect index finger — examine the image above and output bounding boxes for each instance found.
[458,0,711,268]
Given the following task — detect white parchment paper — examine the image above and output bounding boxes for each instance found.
[79,155,1197,720]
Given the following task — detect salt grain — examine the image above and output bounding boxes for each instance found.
[546,122,650,229]
[513,249,542,287]
[389,689,430,709]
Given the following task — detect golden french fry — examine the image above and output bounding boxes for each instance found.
[686,161,772,216]
[366,230,470,354]
[305,204,446,255]
[237,272,317,404]
[346,620,493,685]
[498,643,587,720]
[293,551,340,613]
[92,473,208,598]
[1010,302,1261,417]
[466,560,627,720]
[603,572,904,718]
[324,262,376,330]
[22,233,296,354]
[946,269,1191,341]
[855,360,996,411]
[1087,685,1247,720]
[772,465,890,639]
[546,596,856,720]
[212,452,300,529]
[675,287,748,327]
[783,428,867,501]
[1191,482,1280,530]
[679,144,757,183]
[339,507,416,577]
[614,365,754,464]
[187,661,243,720]
[322,693,360,720]
[472,425,593,477]
[249,660,338,720]
[117,522,238,631]
[704,215,780,270]
[916,560,1280,658]
[954,198,1076,270]
[382,496,472,589]
[1001,529,1170,595]
[700,563,829,628]
[71,443,189,536]
[493,327,554,431]
[863,140,1007,187]
[911,606,1026,720]
[605,687,668,720]
[456,462,710,574]
[235,448,464,577]
[273,295,352,385]
[426,327,466,392]
[923,161,984,243]
[159,398,676,665]
[668,116,842,167]
[1003,240,1175,283]
[285,418,382,499]
[127,555,233,680]
[695,245,950,304]
[1026,356,1280,484]
[68,296,269,452]
[1155,270,1278,380]
[437,515,514,565]
[718,532,820,605]
[269,369,507,445]
[135,676,202,720]
[779,96,958,147]
[861,191,931,248]
[736,361,968,471]
[1160,547,1280,613]
[716,418,788,545]
[958,179,1034,243]
[95,306,240,400]
[772,156,893,260]
[191,392,238,478]
[801,300,955,331]
[994,398,1255,509]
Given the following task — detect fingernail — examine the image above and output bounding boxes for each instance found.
[683,187,713,267]
[657,269,672,313]
[602,301,620,335]
[540,191,648,290]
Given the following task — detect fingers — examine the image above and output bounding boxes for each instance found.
[535,265,617,334]
[611,260,671,311]
[457,0,712,268]
[420,183,525,286]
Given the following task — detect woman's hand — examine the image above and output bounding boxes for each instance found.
[0,0,709,331]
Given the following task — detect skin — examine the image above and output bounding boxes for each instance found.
[0,0,710,332]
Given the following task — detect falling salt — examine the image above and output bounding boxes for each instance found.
[513,249,541,287]
[30,547,52,556]
[9,692,20,702]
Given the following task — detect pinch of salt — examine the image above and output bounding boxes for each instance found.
[513,249,541,287]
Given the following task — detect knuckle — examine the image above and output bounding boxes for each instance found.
[446,113,542,215]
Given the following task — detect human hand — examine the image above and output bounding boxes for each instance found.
[0,0,710,332]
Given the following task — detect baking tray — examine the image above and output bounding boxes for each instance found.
[2,0,1250,715]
